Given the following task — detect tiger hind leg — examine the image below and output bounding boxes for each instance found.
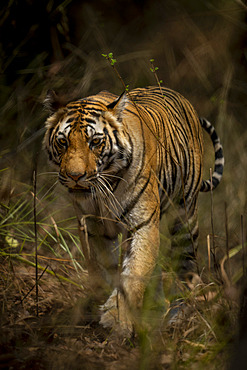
[167,197,201,323]
[169,197,199,279]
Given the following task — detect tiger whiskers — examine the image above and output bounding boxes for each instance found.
[90,175,124,220]
[96,180,119,216]
[97,175,113,192]
[98,175,124,214]
[101,172,127,184]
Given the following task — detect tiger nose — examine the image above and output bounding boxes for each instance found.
[67,172,86,181]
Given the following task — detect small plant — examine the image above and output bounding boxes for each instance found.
[150,58,164,94]
[102,52,129,92]
[102,52,117,66]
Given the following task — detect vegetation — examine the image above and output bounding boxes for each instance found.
[1,0,247,368]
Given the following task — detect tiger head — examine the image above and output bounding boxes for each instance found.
[43,90,132,195]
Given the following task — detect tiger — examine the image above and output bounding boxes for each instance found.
[43,86,224,335]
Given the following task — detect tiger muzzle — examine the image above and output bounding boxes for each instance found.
[67,171,87,182]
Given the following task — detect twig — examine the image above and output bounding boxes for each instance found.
[225,202,231,280]
[117,233,123,322]
[207,234,211,273]
[20,265,48,304]
[241,215,246,277]
[210,168,215,255]
[33,169,38,316]
[102,53,128,92]
[150,59,163,95]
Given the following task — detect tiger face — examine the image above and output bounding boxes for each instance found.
[44,92,131,196]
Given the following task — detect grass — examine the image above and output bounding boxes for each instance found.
[1,0,247,368]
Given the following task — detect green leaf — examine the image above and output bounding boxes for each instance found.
[5,235,19,248]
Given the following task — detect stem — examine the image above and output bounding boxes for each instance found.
[33,169,38,316]
[241,215,246,277]
[225,202,231,280]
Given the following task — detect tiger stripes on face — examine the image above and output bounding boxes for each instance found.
[44,86,224,335]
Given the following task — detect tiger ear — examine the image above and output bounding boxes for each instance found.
[106,91,128,119]
[43,90,65,114]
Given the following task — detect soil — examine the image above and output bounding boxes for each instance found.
[0,258,174,370]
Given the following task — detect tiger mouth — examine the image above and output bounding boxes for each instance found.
[68,186,91,194]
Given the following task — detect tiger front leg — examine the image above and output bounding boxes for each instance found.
[77,217,120,300]
[100,222,160,336]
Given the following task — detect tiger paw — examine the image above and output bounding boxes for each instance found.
[99,288,134,336]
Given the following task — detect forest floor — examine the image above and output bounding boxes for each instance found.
[0,259,140,370]
[0,255,236,370]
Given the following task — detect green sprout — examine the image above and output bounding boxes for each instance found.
[102,52,117,66]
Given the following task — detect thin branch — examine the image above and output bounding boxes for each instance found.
[33,169,38,316]
[241,215,246,277]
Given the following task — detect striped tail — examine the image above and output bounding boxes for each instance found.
[200,117,224,192]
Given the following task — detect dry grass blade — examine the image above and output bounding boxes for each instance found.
[33,170,38,316]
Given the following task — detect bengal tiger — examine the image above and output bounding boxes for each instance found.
[43,86,224,335]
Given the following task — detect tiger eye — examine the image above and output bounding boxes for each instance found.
[91,138,101,146]
[58,137,67,146]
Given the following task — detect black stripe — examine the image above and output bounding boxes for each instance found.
[183,156,195,201]
[67,110,80,116]
[215,164,224,174]
[211,130,218,142]
[112,130,121,147]
[212,177,219,188]
[104,127,112,149]
[85,118,96,124]
[215,147,223,160]
[121,172,152,220]
[163,154,171,195]
[66,117,75,124]
[124,107,140,119]
[90,111,101,117]
[184,162,202,201]
[130,207,158,233]
[181,105,195,139]
[193,163,202,194]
